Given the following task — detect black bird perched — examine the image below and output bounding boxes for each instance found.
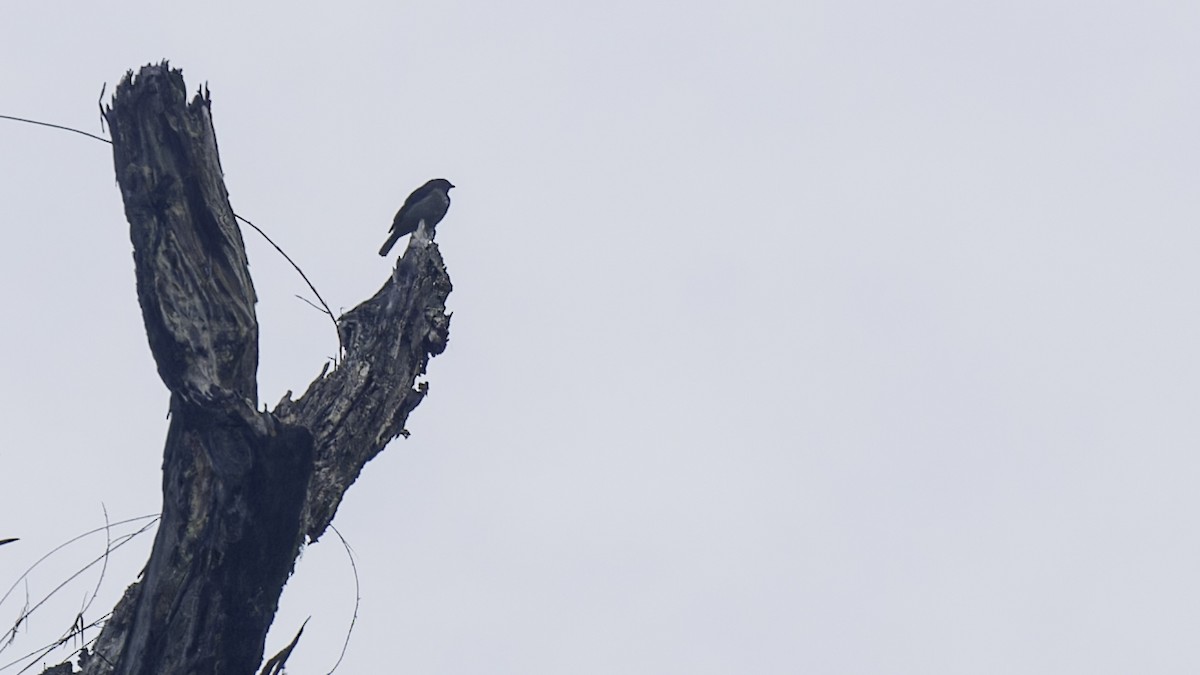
[378,178,455,256]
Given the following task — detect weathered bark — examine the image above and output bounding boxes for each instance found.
[50,62,452,675]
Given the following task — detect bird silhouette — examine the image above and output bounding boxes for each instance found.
[379,178,455,256]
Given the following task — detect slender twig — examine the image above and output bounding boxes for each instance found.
[97,83,107,136]
[0,517,159,656]
[67,614,83,651]
[0,522,157,653]
[295,294,327,313]
[81,506,113,618]
[326,525,361,675]
[58,505,118,658]
[0,114,111,144]
[0,515,158,614]
[0,613,111,675]
[0,585,28,650]
[2,112,344,357]
[237,212,342,355]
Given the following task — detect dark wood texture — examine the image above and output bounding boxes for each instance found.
[54,62,452,675]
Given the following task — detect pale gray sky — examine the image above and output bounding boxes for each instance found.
[3,1,1200,673]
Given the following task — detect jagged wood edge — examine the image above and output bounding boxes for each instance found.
[44,61,451,675]
[276,228,452,543]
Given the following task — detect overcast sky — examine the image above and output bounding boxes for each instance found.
[3,2,1200,673]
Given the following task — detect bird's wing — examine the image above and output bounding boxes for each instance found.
[389,184,435,233]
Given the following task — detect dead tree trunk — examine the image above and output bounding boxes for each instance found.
[57,62,452,675]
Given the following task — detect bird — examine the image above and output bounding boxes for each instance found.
[0,538,16,547]
[378,178,455,256]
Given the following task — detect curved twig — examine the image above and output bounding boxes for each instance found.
[80,506,113,620]
[1,112,343,358]
[325,525,361,675]
[0,114,111,144]
[0,519,158,657]
[0,613,111,675]
[0,515,159,615]
[237,212,343,356]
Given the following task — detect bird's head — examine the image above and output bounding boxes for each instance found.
[427,178,455,192]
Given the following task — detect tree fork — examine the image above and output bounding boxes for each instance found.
[56,62,452,675]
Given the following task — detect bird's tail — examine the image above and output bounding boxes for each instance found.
[378,233,400,257]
